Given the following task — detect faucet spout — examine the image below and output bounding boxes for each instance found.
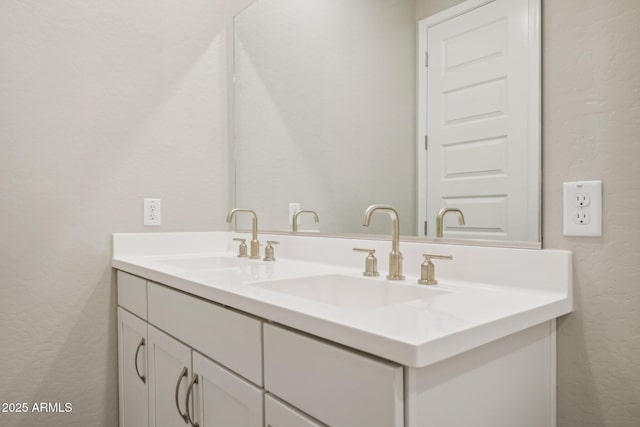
[435,207,465,238]
[363,204,400,252]
[362,204,404,280]
[292,210,319,233]
[226,208,260,259]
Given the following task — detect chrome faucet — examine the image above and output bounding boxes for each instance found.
[362,204,404,280]
[436,207,465,238]
[292,210,319,233]
[226,208,260,259]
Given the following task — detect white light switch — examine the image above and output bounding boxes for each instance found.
[563,181,602,236]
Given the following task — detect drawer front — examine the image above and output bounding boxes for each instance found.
[263,324,404,427]
[265,395,324,427]
[117,271,147,319]
[147,282,262,385]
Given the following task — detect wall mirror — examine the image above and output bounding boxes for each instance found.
[232,0,541,247]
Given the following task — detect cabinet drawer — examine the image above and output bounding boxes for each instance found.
[265,394,324,427]
[147,282,262,385]
[117,271,147,319]
[263,324,403,427]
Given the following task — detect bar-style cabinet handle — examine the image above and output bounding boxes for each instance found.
[175,367,188,423]
[185,373,200,427]
[134,338,146,384]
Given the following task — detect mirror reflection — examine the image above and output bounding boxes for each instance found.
[233,0,540,243]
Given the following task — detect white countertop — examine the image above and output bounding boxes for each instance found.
[113,232,572,368]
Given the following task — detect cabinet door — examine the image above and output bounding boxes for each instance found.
[265,395,324,427]
[192,352,263,427]
[148,325,192,427]
[118,308,149,427]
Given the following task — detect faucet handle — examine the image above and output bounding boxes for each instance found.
[418,254,453,285]
[263,241,280,262]
[353,248,380,277]
[232,238,248,258]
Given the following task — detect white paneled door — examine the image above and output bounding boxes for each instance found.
[418,0,539,241]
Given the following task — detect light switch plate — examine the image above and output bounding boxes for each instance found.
[563,181,602,236]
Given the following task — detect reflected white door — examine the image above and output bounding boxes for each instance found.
[418,0,539,241]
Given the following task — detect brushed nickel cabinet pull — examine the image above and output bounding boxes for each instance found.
[134,338,146,384]
[185,373,200,427]
[175,367,189,423]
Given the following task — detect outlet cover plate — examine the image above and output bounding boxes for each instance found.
[144,198,161,226]
[563,181,602,236]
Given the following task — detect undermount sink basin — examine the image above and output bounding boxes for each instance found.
[158,256,341,285]
[152,255,243,271]
[179,268,245,284]
[251,274,449,310]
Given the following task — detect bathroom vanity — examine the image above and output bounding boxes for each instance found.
[114,232,571,427]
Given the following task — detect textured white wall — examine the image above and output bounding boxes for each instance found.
[0,0,244,425]
[543,1,640,425]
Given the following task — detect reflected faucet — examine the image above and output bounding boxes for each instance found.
[362,204,404,280]
[292,210,319,233]
[436,207,465,238]
[226,208,260,259]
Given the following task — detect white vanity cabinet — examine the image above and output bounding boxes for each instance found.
[114,232,571,427]
[116,263,558,427]
[117,270,405,427]
[117,272,266,427]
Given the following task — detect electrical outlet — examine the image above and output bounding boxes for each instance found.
[572,210,591,225]
[563,181,601,236]
[575,193,590,207]
[289,202,301,225]
[144,198,161,226]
